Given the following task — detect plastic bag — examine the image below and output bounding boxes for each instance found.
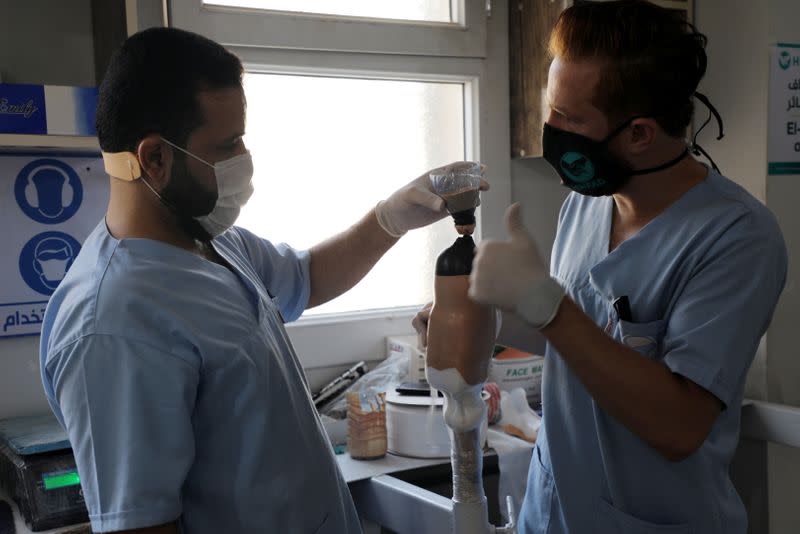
[320,352,408,420]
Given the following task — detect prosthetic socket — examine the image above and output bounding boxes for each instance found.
[425,235,496,432]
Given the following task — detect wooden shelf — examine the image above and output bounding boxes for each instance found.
[0,134,99,152]
[509,0,567,159]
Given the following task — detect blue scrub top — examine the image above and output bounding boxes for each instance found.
[519,170,787,534]
[40,222,361,533]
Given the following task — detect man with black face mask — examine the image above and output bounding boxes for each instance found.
[417,1,786,533]
[39,28,486,534]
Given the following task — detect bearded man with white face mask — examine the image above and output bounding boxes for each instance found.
[39,28,483,534]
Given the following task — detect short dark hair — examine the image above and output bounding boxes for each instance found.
[96,27,243,153]
[549,0,707,137]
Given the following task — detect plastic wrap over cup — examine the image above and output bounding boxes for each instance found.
[429,161,483,195]
[429,162,483,234]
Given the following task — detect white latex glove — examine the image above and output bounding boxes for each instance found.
[411,302,433,347]
[469,203,565,329]
[375,162,490,238]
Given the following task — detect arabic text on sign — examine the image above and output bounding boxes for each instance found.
[3,307,46,333]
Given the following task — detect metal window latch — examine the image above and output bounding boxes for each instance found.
[486,0,493,17]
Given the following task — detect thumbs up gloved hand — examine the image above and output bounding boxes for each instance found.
[375,162,490,238]
[469,203,566,329]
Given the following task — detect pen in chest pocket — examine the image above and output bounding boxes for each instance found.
[613,296,633,322]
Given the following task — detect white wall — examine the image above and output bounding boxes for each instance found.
[696,0,800,532]
[694,1,769,204]
[0,0,94,86]
[695,0,771,403]
[510,158,568,266]
[0,0,95,420]
[764,0,800,405]
[764,1,800,531]
[0,337,49,418]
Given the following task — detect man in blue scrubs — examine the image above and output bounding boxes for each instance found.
[39,28,478,533]
[468,1,787,533]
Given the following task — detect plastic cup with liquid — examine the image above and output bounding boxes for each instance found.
[429,162,483,235]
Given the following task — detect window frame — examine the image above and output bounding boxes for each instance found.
[168,0,488,58]
[169,2,511,390]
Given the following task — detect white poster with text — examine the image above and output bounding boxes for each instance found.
[769,43,800,175]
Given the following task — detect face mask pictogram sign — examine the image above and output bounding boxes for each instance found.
[0,151,107,338]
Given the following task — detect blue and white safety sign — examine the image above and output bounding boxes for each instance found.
[1,151,107,338]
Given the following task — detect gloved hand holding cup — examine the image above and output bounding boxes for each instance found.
[428,161,488,236]
[375,161,490,238]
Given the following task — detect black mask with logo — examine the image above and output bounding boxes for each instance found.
[541,93,724,197]
[542,117,689,197]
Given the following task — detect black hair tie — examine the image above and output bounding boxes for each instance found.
[691,91,724,172]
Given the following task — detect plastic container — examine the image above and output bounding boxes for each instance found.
[346,391,387,460]
[429,161,483,234]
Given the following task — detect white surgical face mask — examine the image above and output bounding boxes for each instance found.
[161,138,255,238]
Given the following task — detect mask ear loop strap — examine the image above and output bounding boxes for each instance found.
[161,137,214,168]
[601,116,641,144]
[691,92,724,172]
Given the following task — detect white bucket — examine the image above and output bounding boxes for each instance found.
[385,389,489,459]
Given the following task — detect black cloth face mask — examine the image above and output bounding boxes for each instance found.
[542,117,689,196]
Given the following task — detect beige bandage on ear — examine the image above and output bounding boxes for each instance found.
[102,151,142,181]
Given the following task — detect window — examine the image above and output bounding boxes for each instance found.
[169,0,509,382]
[238,72,466,315]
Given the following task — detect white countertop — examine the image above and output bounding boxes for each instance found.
[336,437,511,484]
[337,451,454,484]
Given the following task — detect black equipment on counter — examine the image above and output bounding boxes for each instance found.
[0,416,87,532]
[313,361,368,410]
[0,499,14,534]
